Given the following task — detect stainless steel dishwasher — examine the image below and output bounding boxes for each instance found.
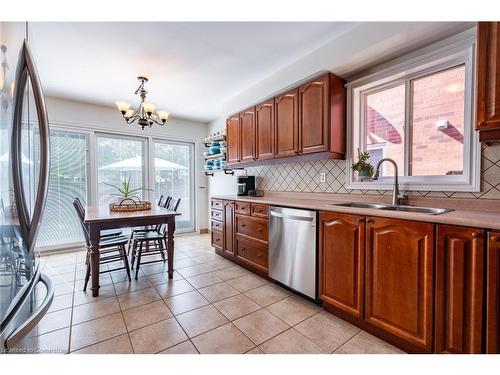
[269,206,317,299]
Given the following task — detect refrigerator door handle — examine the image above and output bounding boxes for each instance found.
[11,39,50,254]
[5,272,54,349]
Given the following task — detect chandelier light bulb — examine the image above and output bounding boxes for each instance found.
[143,102,155,115]
[157,110,170,122]
[115,101,131,114]
[124,109,134,119]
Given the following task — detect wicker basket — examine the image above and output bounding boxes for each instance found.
[109,197,152,212]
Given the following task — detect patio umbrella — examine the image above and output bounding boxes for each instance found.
[99,156,187,171]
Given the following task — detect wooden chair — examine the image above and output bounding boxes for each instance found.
[74,197,123,238]
[129,197,180,279]
[73,199,131,291]
[127,195,170,255]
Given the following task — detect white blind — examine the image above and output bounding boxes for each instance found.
[37,130,88,247]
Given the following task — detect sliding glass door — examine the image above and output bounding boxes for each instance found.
[37,130,88,247]
[96,134,145,206]
[153,140,195,231]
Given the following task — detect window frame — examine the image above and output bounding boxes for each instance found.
[346,29,480,192]
[152,138,196,232]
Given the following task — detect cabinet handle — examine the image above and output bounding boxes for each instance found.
[366,219,374,224]
[472,232,478,238]
[241,224,246,227]
[241,247,246,251]
[357,218,364,224]
[258,210,263,213]
[215,238,220,242]
[257,254,263,258]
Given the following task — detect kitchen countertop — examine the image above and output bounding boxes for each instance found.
[212,194,500,231]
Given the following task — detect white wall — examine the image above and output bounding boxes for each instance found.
[46,96,210,231]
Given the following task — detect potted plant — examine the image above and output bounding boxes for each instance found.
[352,149,374,182]
[104,175,153,211]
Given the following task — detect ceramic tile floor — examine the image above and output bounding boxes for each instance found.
[13,234,405,354]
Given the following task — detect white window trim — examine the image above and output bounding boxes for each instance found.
[346,28,480,192]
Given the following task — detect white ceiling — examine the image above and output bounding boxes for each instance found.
[30,22,358,123]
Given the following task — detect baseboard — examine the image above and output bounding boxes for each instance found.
[199,228,209,234]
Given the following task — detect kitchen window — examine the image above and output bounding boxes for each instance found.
[347,30,480,192]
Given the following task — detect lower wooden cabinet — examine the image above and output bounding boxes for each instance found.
[223,201,235,256]
[435,224,484,354]
[487,231,500,353]
[319,212,364,318]
[365,217,435,353]
[211,198,269,275]
[235,236,268,272]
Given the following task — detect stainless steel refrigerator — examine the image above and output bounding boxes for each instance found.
[0,22,53,351]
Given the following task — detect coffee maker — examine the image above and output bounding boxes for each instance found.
[237,176,255,196]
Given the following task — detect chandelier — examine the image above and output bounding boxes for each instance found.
[115,76,169,129]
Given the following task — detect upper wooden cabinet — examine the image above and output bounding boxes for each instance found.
[435,225,484,354]
[225,72,346,165]
[275,88,299,157]
[299,74,329,154]
[477,22,500,142]
[487,231,500,353]
[255,99,275,160]
[365,217,434,353]
[319,212,364,319]
[226,115,241,164]
[240,107,256,162]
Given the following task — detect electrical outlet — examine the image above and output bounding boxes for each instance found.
[320,172,326,183]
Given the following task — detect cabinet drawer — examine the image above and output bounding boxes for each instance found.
[211,220,223,232]
[211,199,223,210]
[211,209,223,221]
[236,237,268,272]
[211,230,223,250]
[251,204,269,218]
[235,201,251,215]
[235,214,268,244]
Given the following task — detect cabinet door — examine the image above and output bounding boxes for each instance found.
[319,212,364,318]
[256,99,274,160]
[299,74,329,154]
[477,22,500,142]
[487,232,500,353]
[365,217,434,352]
[223,201,235,256]
[240,107,256,162]
[226,115,241,164]
[435,225,484,354]
[275,88,299,157]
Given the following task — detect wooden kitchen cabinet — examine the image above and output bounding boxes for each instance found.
[319,212,364,318]
[435,225,484,354]
[275,88,299,157]
[226,114,241,164]
[240,107,256,162]
[256,99,275,160]
[223,200,235,256]
[477,22,500,142]
[299,74,329,154]
[487,231,500,353]
[365,217,435,353]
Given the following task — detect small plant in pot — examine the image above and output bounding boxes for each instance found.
[352,149,374,182]
[104,175,153,211]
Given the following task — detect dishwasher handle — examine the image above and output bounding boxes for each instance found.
[270,211,314,222]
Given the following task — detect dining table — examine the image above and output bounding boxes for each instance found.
[84,205,181,297]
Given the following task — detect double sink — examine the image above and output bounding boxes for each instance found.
[329,202,453,215]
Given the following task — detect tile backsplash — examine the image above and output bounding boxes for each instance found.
[245,143,500,200]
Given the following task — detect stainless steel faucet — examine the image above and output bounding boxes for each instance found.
[372,158,408,206]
